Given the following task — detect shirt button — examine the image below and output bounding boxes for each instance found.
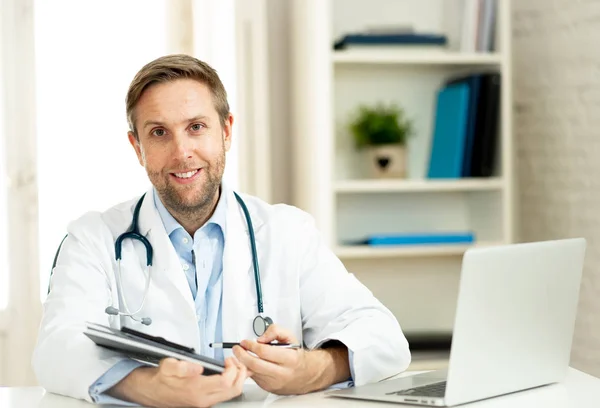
[182,237,189,244]
[182,263,190,271]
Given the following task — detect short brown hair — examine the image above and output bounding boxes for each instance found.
[126,54,230,136]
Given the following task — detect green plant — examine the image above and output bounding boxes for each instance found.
[348,103,414,148]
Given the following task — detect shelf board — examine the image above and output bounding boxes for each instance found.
[332,50,503,66]
[334,241,503,259]
[335,178,504,193]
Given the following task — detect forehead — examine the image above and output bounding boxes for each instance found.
[135,78,217,121]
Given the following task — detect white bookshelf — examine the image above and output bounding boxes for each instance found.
[291,0,513,346]
[335,178,504,193]
[333,50,503,66]
[335,240,503,260]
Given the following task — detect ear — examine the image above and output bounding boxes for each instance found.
[128,131,145,166]
[223,113,234,152]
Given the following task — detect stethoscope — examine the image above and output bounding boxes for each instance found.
[103,191,274,337]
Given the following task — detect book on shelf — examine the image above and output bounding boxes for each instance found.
[333,32,448,50]
[347,232,475,246]
[461,0,497,52]
[427,72,500,179]
[427,80,471,179]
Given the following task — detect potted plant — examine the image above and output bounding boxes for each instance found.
[349,103,414,178]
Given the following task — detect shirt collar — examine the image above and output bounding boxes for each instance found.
[153,186,228,237]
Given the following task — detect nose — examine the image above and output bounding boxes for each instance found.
[172,131,193,160]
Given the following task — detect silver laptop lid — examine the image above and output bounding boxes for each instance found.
[445,238,586,406]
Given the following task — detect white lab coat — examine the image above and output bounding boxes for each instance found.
[32,187,411,402]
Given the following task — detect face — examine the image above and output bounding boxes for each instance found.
[128,78,233,215]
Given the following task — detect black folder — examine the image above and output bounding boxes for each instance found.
[84,322,224,375]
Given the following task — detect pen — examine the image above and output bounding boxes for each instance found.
[209,342,302,349]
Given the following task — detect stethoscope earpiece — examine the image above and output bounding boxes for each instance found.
[105,306,119,316]
[105,306,152,326]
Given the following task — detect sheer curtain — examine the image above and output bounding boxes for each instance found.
[35,0,258,300]
[1,0,268,385]
[192,0,272,202]
[35,0,169,301]
[192,0,241,191]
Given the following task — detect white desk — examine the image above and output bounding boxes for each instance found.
[1,368,598,407]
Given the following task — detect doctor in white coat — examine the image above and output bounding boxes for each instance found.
[32,54,411,407]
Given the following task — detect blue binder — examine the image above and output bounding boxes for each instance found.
[427,81,471,178]
[365,232,475,246]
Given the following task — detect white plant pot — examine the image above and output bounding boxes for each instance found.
[366,144,407,178]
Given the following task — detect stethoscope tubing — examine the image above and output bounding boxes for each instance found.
[110,191,270,334]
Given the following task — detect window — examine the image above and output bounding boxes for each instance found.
[35,0,169,301]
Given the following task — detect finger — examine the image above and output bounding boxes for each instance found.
[225,359,247,391]
[204,364,247,407]
[220,357,240,388]
[257,324,298,344]
[232,345,283,377]
[240,339,296,365]
[231,355,253,377]
[195,358,239,390]
[159,358,204,378]
[232,362,248,391]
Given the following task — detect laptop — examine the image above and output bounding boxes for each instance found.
[326,238,586,406]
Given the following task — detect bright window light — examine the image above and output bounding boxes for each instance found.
[35,0,168,301]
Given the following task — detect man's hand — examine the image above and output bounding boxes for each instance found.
[232,324,351,395]
[108,357,248,408]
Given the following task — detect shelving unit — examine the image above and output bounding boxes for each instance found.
[333,50,503,66]
[291,0,513,365]
[335,240,502,260]
[335,177,504,193]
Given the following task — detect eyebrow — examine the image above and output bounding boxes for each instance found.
[142,115,210,130]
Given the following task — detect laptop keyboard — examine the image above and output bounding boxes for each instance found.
[387,381,447,398]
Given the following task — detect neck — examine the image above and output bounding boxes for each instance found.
[169,189,221,237]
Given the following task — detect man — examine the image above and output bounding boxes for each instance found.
[32,54,411,407]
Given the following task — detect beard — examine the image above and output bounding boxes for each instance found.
[150,150,226,217]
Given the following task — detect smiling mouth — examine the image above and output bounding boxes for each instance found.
[172,169,200,179]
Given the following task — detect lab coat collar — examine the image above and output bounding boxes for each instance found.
[135,182,265,348]
[151,185,228,240]
[138,183,238,238]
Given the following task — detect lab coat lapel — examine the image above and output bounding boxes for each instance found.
[221,190,254,358]
[137,188,196,315]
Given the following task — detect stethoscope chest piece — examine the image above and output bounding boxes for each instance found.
[253,315,273,337]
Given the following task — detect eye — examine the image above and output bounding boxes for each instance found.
[151,128,166,137]
[190,123,204,132]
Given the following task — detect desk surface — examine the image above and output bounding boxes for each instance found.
[2,368,599,407]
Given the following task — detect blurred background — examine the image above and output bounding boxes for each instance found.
[1,0,599,386]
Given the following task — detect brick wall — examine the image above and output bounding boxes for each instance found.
[513,0,600,377]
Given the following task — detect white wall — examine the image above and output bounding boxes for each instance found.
[513,1,600,377]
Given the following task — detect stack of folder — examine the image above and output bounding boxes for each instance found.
[350,232,475,247]
[427,72,500,178]
[333,32,448,50]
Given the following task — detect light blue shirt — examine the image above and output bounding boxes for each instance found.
[89,187,227,404]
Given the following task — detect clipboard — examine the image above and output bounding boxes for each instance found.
[84,322,225,375]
